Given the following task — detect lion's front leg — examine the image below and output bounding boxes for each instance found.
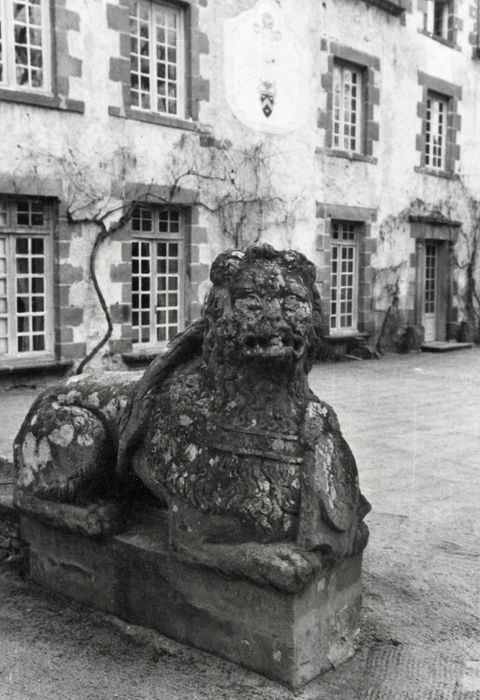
[175,539,321,594]
[168,499,321,593]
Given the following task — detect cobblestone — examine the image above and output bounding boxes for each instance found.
[0,349,478,698]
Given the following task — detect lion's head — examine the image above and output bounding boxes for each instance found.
[117,244,326,475]
[202,243,326,373]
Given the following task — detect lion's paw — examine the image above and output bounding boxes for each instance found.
[238,543,321,594]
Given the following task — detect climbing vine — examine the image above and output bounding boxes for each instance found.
[18,134,303,371]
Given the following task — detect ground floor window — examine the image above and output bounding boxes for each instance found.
[0,197,52,358]
[131,206,184,347]
[330,220,358,333]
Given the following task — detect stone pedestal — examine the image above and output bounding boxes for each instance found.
[20,506,363,690]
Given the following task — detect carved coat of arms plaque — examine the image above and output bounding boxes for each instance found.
[224,0,309,134]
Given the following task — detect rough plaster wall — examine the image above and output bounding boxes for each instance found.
[0,0,479,361]
[197,0,319,259]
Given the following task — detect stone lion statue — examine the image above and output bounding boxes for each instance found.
[14,244,370,593]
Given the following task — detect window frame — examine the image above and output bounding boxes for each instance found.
[0,0,52,95]
[332,59,366,156]
[131,205,185,350]
[0,197,54,360]
[329,220,359,335]
[425,90,449,172]
[424,0,455,42]
[129,0,186,119]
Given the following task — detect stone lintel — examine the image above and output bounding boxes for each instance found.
[21,510,363,690]
[408,214,462,227]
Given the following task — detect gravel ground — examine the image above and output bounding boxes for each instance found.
[0,349,479,699]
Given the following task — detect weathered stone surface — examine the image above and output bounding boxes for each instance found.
[14,244,370,686]
[15,245,370,594]
[21,509,363,690]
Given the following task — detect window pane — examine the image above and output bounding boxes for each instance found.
[18,316,30,333]
[32,334,45,351]
[18,335,30,352]
[16,257,29,274]
[31,237,44,253]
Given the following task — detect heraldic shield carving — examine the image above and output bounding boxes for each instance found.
[224,0,309,134]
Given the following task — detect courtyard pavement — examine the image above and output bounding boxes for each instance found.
[0,349,479,699]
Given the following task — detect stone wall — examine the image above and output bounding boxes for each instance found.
[0,0,479,373]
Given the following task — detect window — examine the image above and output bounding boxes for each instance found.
[0,0,51,92]
[0,198,53,358]
[425,92,448,170]
[424,0,454,41]
[129,0,185,117]
[330,221,358,333]
[131,206,184,347]
[332,61,364,154]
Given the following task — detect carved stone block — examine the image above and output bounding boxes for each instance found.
[21,507,363,690]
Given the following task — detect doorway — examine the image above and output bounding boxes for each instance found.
[416,238,449,343]
[423,241,438,342]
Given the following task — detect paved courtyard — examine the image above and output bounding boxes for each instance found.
[0,349,479,699]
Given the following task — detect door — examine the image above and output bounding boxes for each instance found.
[423,241,438,342]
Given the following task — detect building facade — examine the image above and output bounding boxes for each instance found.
[0,0,479,374]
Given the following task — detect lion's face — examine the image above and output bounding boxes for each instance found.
[230,260,313,365]
[203,245,323,373]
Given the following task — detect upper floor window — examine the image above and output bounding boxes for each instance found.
[330,221,358,333]
[425,92,448,170]
[0,0,51,92]
[0,197,53,358]
[424,0,454,41]
[129,0,185,117]
[332,60,365,155]
[131,206,184,347]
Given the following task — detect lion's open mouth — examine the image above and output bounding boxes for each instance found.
[242,333,304,360]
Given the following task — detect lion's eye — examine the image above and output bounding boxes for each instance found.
[235,294,262,310]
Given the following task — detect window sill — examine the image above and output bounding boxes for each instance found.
[0,88,84,113]
[417,29,457,50]
[361,0,408,15]
[0,358,73,377]
[122,347,167,366]
[316,148,378,165]
[414,166,458,180]
[327,331,370,342]
[109,106,208,133]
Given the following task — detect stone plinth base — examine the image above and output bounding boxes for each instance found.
[20,508,363,690]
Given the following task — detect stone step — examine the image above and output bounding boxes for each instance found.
[421,341,474,353]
